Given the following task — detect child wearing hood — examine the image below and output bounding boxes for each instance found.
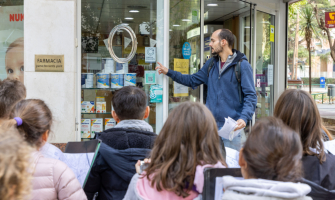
[221,117,312,200]
[123,102,227,200]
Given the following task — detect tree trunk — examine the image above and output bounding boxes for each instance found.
[293,12,300,80]
[309,49,312,94]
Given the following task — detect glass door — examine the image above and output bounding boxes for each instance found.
[254,11,275,119]
[168,0,201,112]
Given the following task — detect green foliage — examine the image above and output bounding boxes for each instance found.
[287,47,309,59]
[320,52,330,61]
[300,5,321,41]
[288,0,308,18]
[300,78,335,84]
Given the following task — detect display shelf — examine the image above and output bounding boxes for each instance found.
[81,88,117,90]
[81,112,112,114]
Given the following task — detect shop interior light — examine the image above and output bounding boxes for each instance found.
[169,29,172,31]
[207,4,218,6]
[261,21,269,24]
[129,10,139,13]
[245,26,250,28]
[182,19,191,21]
[173,24,180,26]
[125,17,134,20]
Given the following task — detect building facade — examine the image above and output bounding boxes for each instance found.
[0,0,289,143]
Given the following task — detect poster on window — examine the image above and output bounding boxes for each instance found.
[173,58,189,97]
[0,5,24,82]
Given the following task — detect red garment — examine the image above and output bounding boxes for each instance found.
[221,62,225,69]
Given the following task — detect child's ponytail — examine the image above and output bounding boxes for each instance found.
[9,99,52,147]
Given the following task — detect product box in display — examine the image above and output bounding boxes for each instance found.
[96,102,106,113]
[97,73,110,88]
[91,118,103,138]
[96,96,105,102]
[81,119,91,138]
[105,118,116,130]
[81,101,95,113]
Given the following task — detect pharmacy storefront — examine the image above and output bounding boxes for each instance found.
[0,0,288,144]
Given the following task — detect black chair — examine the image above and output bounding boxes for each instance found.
[301,178,335,200]
[202,168,242,200]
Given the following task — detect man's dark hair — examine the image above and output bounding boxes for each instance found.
[112,86,147,120]
[0,79,26,119]
[218,29,235,49]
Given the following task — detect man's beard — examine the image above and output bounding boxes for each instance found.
[211,46,223,57]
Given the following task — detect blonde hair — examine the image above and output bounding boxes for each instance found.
[6,37,24,54]
[0,124,32,200]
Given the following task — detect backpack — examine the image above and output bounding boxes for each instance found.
[203,58,243,104]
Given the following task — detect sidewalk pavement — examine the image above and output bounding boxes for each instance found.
[318,104,335,119]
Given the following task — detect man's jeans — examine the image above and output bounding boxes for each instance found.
[221,130,246,151]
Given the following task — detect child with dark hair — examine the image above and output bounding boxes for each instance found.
[84,86,157,200]
[0,79,26,123]
[124,102,226,200]
[5,99,87,200]
[274,89,335,190]
[221,117,312,200]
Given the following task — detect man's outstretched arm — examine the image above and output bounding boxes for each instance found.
[156,61,211,89]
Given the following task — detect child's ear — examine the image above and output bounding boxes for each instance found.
[112,111,120,123]
[143,106,150,120]
[41,130,49,142]
[238,148,247,169]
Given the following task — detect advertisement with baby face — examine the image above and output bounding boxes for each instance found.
[0,5,24,83]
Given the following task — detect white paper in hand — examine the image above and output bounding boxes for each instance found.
[324,140,335,155]
[218,117,243,141]
[225,147,240,168]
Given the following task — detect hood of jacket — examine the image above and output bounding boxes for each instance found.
[96,127,156,150]
[213,49,247,72]
[135,162,225,200]
[114,119,154,132]
[98,143,152,183]
[222,176,311,199]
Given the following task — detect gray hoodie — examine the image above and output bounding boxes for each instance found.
[221,176,312,200]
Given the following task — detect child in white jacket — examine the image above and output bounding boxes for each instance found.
[221,117,312,200]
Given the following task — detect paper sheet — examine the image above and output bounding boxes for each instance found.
[324,140,335,155]
[215,177,224,200]
[63,153,95,186]
[225,147,240,168]
[218,117,243,141]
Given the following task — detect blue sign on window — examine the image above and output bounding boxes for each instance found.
[320,77,325,88]
[182,42,192,59]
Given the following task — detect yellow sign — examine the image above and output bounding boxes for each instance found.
[270,25,275,42]
[35,55,64,72]
[173,58,189,97]
[330,13,335,20]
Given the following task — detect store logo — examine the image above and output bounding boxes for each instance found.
[9,14,24,22]
[330,13,335,20]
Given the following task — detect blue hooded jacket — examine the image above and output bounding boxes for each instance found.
[84,128,156,200]
[167,49,257,128]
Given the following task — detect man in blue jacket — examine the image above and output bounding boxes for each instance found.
[156,29,257,150]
